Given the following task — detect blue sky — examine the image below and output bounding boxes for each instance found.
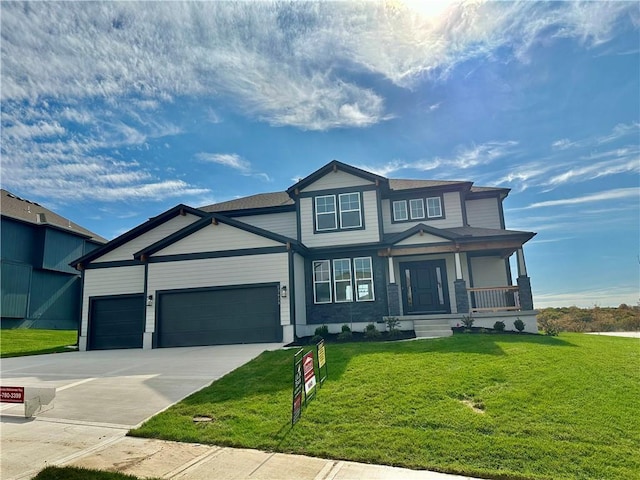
[1,1,638,307]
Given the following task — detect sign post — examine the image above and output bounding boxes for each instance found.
[292,349,303,425]
[317,339,328,385]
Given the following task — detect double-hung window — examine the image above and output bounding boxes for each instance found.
[315,195,337,231]
[426,197,443,218]
[338,193,362,229]
[313,260,332,303]
[409,198,425,219]
[354,257,375,301]
[333,259,353,302]
[392,200,408,221]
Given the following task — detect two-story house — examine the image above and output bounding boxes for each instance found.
[1,189,106,329]
[72,160,536,351]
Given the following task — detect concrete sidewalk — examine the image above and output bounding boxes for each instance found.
[69,435,478,480]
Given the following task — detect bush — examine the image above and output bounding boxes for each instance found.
[461,315,474,329]
[493,321,505,332]
[310,334,324,344]
[514,318,525,333]
[364,323,381,339]
[314,325,329,338]
[337,330,353,341]
[385,317,401,337]
[341,324,351,333]
[539,316,559,336]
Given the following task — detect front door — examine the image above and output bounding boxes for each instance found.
[400,260,450,314]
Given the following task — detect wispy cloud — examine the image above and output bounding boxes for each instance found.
[196,152,271,182]
[524,187,639,209]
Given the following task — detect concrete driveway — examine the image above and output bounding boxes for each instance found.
[0,343,283,480]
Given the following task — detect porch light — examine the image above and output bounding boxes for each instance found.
[281,286,287,298]
[147,294,153,307]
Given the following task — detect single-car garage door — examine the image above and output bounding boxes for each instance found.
[157,284,281,348]
[89,295,144,350]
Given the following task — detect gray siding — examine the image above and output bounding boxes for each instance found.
[1,218,38,265]
[238,211,297,239]
[382,192,464,233]
[1,260,32,318]
[466,198,502,229]
[27,270,80,329]
[42,228,85,274]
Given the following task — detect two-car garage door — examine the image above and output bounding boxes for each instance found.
[88,285,281,350]
[157,285,282,348]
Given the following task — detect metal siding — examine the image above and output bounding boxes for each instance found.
[28,270,80,329]
[300,170,374,192]
[95,213,200,262]
[382,192,464,233]
[146,253,289,334]
[42,228,84,274]
[153,221,282,256]
[301,190,380,247]
[0,219,38,264]
[81,266,145,337]
[0,260,32,318]
[157,285,281,347]
[465,198,502,229]
[237,211,297,239]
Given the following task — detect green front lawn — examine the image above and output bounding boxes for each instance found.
[0,329,77,358]
[130,334,640,480]
[33,466,156,480]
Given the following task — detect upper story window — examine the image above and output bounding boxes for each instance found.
[338,193,362,229]
[315,195,337,231]
[315,192,362,232]
[392,200,408,221]
[426,197,442,218]
[393,195,444,222]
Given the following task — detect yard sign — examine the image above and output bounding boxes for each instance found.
[317,339,327,385]
[291,349,304,425]
[303,350,317,402]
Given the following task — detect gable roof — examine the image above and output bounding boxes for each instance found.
[384,224,535,246]
[133,212,303,259]
[286,160,387,196]
[388,179,472,192]
[1,189,107,243]
[71,204,207,267]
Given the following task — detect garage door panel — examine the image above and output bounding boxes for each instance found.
[89,295,144,350]
[158,285,281,348]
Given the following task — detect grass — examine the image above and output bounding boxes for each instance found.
[33,466,157,480]
[0,329,77,358]
[130,334,640,480]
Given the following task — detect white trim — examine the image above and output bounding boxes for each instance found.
[392,200,408,221]
[409,198,425,220]
[338,192,362,229]
[312,259,332,303]
[427,197,443,218]
[333,258,353,302]
[354,256,375,302]
[315,195,337,231]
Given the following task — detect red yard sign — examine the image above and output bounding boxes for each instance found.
[303,351,317,397]
[0,386,25,403]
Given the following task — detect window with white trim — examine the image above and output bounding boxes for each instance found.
[313,260,332,303]
[409,198,425,219]
[338,193,362,229]
[315,195,337,231]
[426,197,443,218]
[392,200,408,221]
[354,257,375,301]
[333,259,353,302]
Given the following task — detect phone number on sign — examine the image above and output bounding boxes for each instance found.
[0,387,24,402]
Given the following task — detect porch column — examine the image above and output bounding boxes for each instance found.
[516,248,534,310]
[386,255,401,316]
[453,251,469,313]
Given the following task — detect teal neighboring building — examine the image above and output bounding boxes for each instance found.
[1,190,106,329]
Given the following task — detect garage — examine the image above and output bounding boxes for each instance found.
[88,294,144,350]
[156,284,282,348]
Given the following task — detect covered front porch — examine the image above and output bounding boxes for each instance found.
[380,224,537,334]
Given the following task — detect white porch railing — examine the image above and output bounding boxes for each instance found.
[468,286,520,312]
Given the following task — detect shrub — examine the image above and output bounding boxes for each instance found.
[341,324,351,333]
[493,321,505,332]
[461,315,474,329]
[539,316,559,336]
[385,317,401,337]
[337,330,353,341]
[310,334,323,344]
[314,325,329,338]
[364,323,381,339]
[514,318,525,333]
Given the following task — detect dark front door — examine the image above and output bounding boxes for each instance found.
[400,260,450,314]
